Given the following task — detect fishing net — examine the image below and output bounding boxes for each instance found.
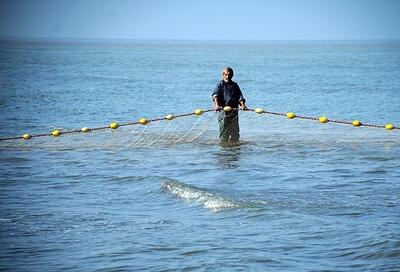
[0,108,399,150]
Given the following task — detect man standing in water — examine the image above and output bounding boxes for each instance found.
[212,67,247,142]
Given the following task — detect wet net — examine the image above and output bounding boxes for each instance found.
[0,108,399,150]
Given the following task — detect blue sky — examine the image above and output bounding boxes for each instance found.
[0,0,399,40]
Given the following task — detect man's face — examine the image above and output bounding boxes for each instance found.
[223,70,231,81]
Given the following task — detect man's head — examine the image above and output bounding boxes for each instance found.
[222,67,234,82]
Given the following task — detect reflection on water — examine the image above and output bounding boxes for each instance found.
[214,142,243,169]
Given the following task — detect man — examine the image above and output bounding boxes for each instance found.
[212,67,247,142]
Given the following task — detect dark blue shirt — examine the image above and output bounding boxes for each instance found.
[212,80,245,108]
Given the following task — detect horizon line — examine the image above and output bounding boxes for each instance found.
[1,35,400,43]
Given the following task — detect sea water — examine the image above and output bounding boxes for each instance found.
[0,39,399,271]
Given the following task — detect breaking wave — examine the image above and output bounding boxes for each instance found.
[162,179,260,212]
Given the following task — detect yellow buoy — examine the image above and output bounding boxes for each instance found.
[81,127,90,132]
[385,123,394,130]
[287,112,296,119]
[255,108,264,114]
[139,118,149,125]
[110,122,119,129]
[194,109,204,116]
[319,116,329,123]
[166,114,175,120]
[52,130,62,137]
[223,106,232,112]
[352,120,361,127]
[22,133,31,140]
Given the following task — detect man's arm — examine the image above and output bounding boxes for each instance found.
[236,83,248,110]
[212,82,222,111]
[213,95,221,111]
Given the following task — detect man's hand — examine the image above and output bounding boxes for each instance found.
[214,105,222,111]
[240,104,248,111]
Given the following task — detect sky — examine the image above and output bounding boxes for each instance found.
[0,0,399,40]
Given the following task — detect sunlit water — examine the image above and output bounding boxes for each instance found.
[0,39,399,271]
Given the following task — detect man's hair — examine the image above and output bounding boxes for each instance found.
[223,67,234,79]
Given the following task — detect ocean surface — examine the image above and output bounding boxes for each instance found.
[0,39,399,271]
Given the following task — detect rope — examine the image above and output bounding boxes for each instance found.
[245,108,395,129]
[0,107,397,142]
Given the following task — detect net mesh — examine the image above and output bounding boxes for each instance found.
[0,109,398,150]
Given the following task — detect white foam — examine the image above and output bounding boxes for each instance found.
[162,179,247,212]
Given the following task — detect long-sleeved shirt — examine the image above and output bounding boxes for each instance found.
[212,80,246,108]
